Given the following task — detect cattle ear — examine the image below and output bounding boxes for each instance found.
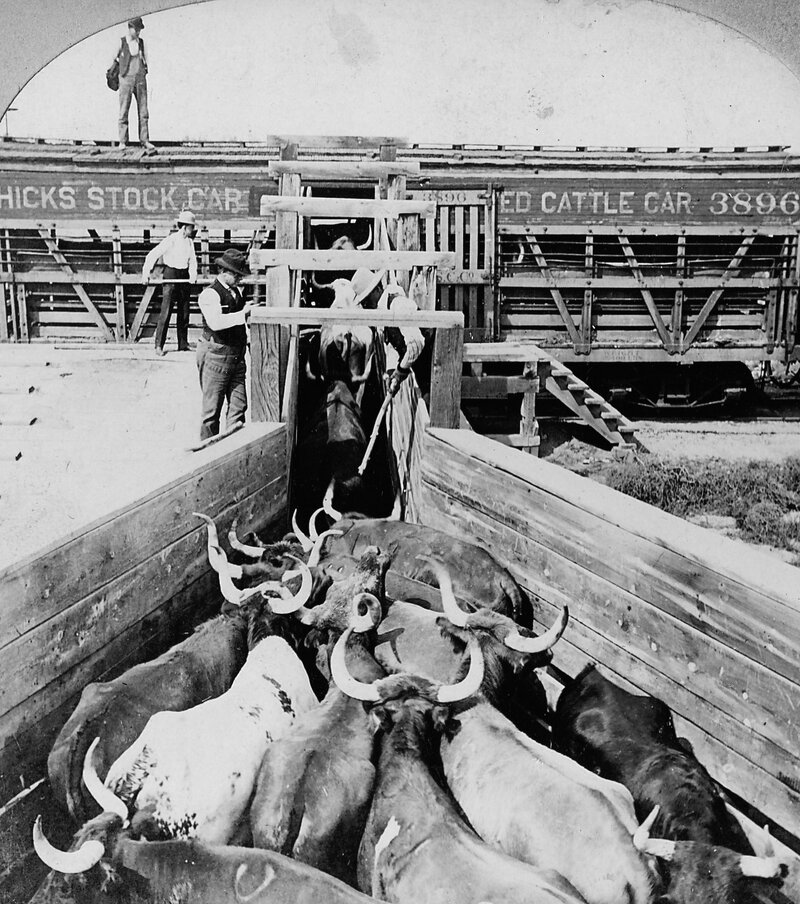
[431,704,457,736]
[435,616,468,652]
[366,703,393,734]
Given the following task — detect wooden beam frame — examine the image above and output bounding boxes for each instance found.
[683,234,756,348]
[259,196,436,219]
[268,160,420,179]
[617,233,675,352]
[37,227,114,342]
[249,249,457,271]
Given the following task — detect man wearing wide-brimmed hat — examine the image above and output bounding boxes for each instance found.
[143,209,199,354]
[195,248,256,441]
[350,267,427,395]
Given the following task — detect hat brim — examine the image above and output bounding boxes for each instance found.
[353,269,385,304]
[215,258,250,277]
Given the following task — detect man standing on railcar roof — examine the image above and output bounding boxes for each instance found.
[112,16,156,153]
[142,209,198,355]
[195,249,256,441]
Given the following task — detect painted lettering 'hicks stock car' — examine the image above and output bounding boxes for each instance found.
[2,138,799,405]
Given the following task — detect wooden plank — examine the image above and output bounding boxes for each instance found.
[251,307,463,328]
[260,196,435,219]
[684,234,757,347]
[0,228,10,341]
[36,228,114,342]
[461,375,538,398]
[422,429,800,685]
[497,275,778,290]
[15,284,27,342]
[396,212,420,295]
[0,423,286,651]
[0,476,285,725]
[673,234,686,345]
[439,204,451,312]
[485,186,498,340]
[463,341,551,363]
[200,225,210,278]
[249,323,282,422]
[249,249,457,271]
[428,324,464,429]
[268,160,420,178]
[454,205,465,322]
[579,234,593,354]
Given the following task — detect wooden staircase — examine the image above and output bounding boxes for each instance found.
[462,342,646,455]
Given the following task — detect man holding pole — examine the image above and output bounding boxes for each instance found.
[142,209,198,355]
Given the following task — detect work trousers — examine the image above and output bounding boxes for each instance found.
[155,267,190,350]
[196,339,247,440]
[118,74,149,144]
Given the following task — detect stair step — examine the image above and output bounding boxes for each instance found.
[567,380,587,391]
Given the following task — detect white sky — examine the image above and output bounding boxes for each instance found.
[8,0,800,147]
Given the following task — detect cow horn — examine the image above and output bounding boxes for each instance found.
[323,480,342,521]
[227,519,266,558]
[739,855,788,879]
[309,506,327,542]
[357,224,373,251]
[350,592,383,633]
[504,607,569,654]
[633,805,675,860]
[195,512,244,580]
[33,815,105,874]
[82,738,129,824]
[307,529,343,567]
[209,543,276,607]
[389,493,402,521]
[265,555,313,614]
[291,509,314,553]
[437,635,485,703]
[330,627,381,701]
[422,557,468,628]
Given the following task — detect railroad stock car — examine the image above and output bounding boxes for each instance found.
[1,137,799,405]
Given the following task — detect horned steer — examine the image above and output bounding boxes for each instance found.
[332,630,588,904]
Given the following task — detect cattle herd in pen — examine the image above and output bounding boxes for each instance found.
[30,506,795,904]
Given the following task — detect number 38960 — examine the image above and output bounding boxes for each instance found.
[709,191,800,216]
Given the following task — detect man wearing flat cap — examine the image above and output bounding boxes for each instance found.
[112,16,155,152]
[195,249,256,441]
[350,268,428,395]
[143,209,198,355]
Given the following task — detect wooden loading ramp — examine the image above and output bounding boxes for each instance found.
[462,342,646,455]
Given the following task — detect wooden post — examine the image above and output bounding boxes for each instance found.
[579,232,593,354]
[486,184,499,340]
[468,205,479,336]
[787,233,800,356]
[249,322,282,422]
[429,322,464,428]
[673,233,686,350]
[0,229,10,341]
[200,226,210,278]
[519,362,540,456]
[15,284,28,342]
[112,226,126,341]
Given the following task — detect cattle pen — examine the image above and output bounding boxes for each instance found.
[0,143,799,904]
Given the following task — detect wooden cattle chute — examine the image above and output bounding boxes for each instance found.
[0,423,287,814]
[382,415,800,852]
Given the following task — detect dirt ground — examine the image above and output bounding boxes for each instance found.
[2,343,800,569]
[0,341,203,569]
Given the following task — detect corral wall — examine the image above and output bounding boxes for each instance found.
[412,427,800,849]
[0,422,287,808]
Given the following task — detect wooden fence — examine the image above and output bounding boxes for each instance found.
[0,422,287,808]
[412,427,800,850]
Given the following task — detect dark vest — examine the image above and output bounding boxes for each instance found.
[118,37,147,78]
[202,279,247,348]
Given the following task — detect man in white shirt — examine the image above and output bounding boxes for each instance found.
[142,210,198,355]
[112,16,155,152]
[195,249,256,441]
[350,268,428,395]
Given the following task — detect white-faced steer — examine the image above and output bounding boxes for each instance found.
[34,569,319,879]
[332,629,589,904]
